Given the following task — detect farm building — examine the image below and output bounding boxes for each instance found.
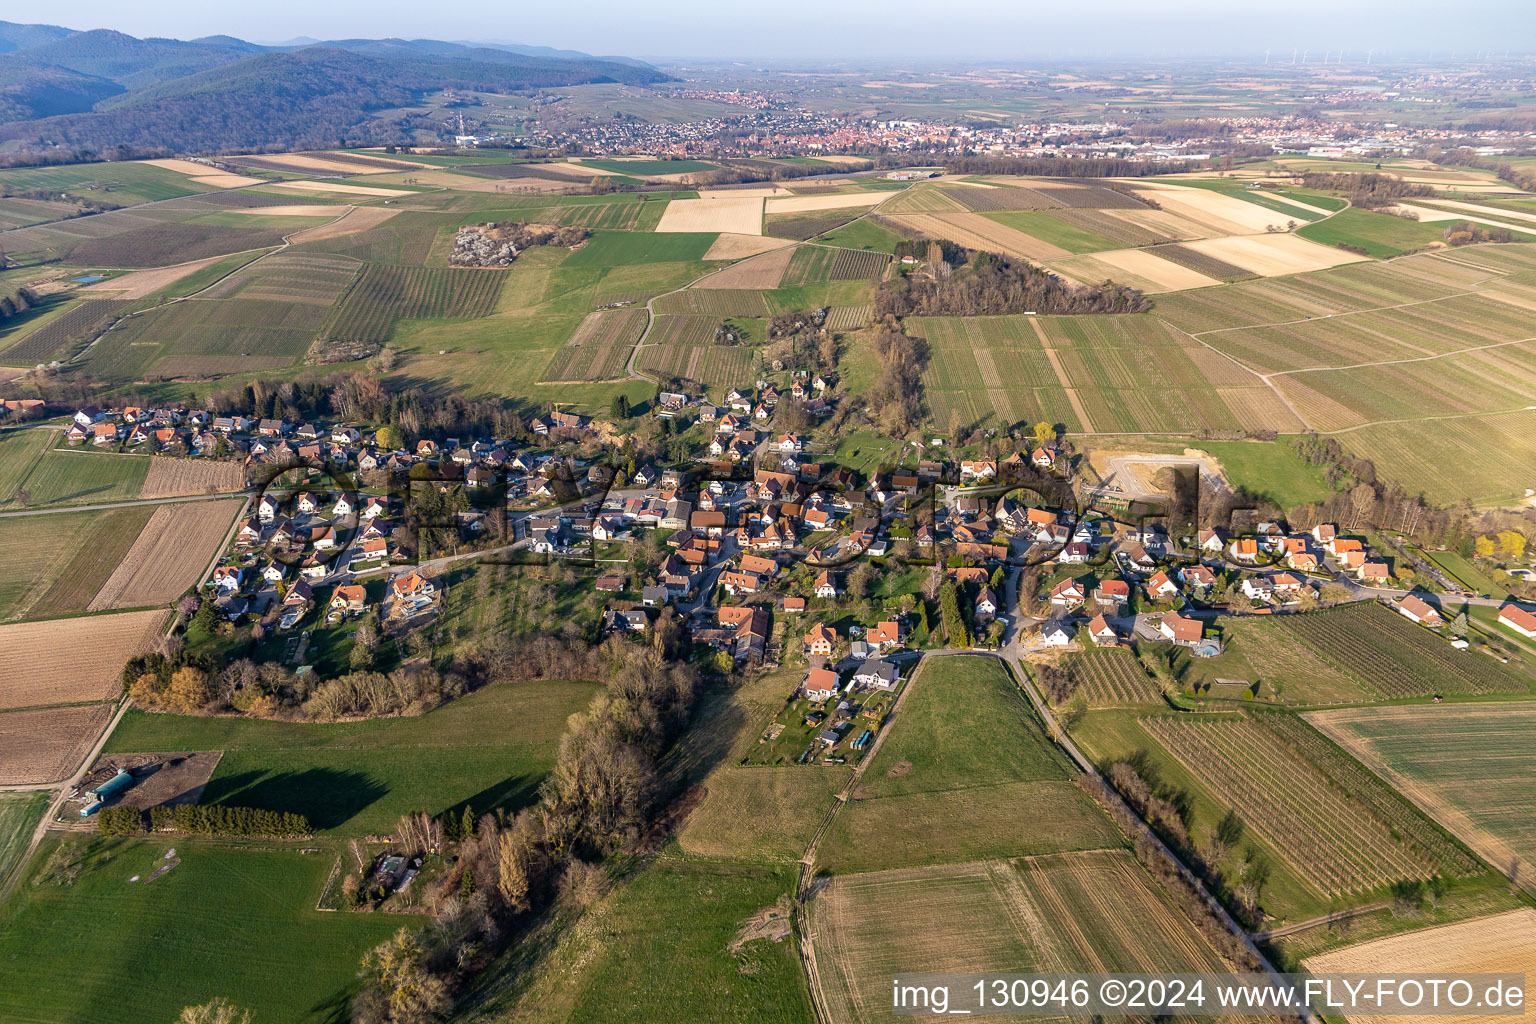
[1498,603,1536,638]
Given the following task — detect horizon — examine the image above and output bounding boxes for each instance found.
[9,1,1536,64]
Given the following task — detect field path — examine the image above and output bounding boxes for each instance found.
[0,490,246,519]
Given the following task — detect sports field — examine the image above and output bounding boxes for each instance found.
[104,679,600,835]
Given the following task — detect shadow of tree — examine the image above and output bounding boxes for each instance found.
[199,767,389,831]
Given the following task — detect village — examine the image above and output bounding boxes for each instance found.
[42,376,1534,770]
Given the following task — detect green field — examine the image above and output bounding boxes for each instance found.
[816,655,1118,873]
[104,679,600,835]
[676,766,849,862]
[1196,439,1334,507]
[0,836,401,1023]
[0,161,205,204]
[564,230,720,267]
[1296,207,1452,258]
[1307,703,1536,895]
[983,209,1123,252]
[84,297,333,379]
[0,506,153,620]
[577,158,720,175]
[805,216,906,251]
[1,447,149,508]
[0,792,46,887]
[472,859,811,1023]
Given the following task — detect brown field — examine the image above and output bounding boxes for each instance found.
[221,204,343,218]
[138,459,246,499]
[1303,909,1536,1024]
[655,196,762,234]
[82,256,240,299]
[285,206,399,244]
[811,852,1234,1024]
[703,233,792,260]
[86,500,242,611]
[1055,247,1223,292]
[0,703,115,784]
[1181,234,1367,276]
[1130,182,1294,233]
[0,609,168,711]
[697,186,791,200]
[763,193,889,215]
[234,152,418,175]
[140,158,264,189]
[882,212,1069,259]
[266,180,412,198]
[696,245,796,289]
[826,306,872,331]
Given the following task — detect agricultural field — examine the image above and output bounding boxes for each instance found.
[0,161,209,205]
[0,506,153,621]
[0,196,83,230]
[1304,909,1536,1024]
[0,702,114,784]
[676,766,849,862]
[1042,648,1162,706]
[1307,704,1536,892]
[200,251,360,304]
[1334,412,1536,506]
[0,298,130,366]
[1273,601,1531,698]
[698,244,794,289]
[1148,243,1257,281]
[907,313,1295,436]
[1139,714,1471,898]
[86,499,242,611]
[0,448,149,508]
[477,859,812,1024]
[0,609,169,710]
[1,210,296,268]
[815,656,1117,874]
[804,217,906,251]
[0,836,402,1024]
[565,230,720,267]
[810,851,1236,1024]
[1051,247,1223,292]
[0,792,46,887]
[541,307,648,381]
[290,209,442,263]
[323,264,506,345]
[1296,207,1451,258]
[105,678,600,835]
[777,245,837,286]
[656,196,762,235]
[981,209,1126,252]
[84,297,331,379]
[138,458,246,499]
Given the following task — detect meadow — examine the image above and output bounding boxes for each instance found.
[0,836,402,1024]
[675,765,849,862]
[1296,207,1451,257]
[1307,704,1536,894]
[815,655,1118,873]
[0,791,46,886]
[0,160,207,204]
[564,230,720,267]
[104,679,600,835]
[468,859,812,1024]
[1,447,149,508]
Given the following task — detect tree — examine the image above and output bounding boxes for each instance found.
[177,999,253,1024]
[1033,421,1055,445]
[357,928,448,1024]
[460,804,476,841]
[163,667,212,714]
[1497,531,1526,559]
[375,425,405,451]
[496,833,530,912]
[1475,535,1496,559]
[609,394,631,420]
[1348,483,1376,529]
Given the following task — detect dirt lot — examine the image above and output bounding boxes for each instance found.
[0,703,114,784]
[87,499,242,611]
[0,610,168,710]
[138,459,245,499]
[77,751,222,814]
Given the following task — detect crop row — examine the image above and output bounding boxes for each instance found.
[3,299,129,365]
[324,265,505,343]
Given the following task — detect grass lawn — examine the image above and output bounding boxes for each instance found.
[1197,439,1334,508]
[104,679,600,835]
[983,210,1121,252]
[813,217,906,252]
[1296,208,1451,258]
[563,230,719,267]
[0,835,401,1023]
[1418,548,1508,598]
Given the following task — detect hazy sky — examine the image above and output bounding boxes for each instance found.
[22,0,1536,61]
